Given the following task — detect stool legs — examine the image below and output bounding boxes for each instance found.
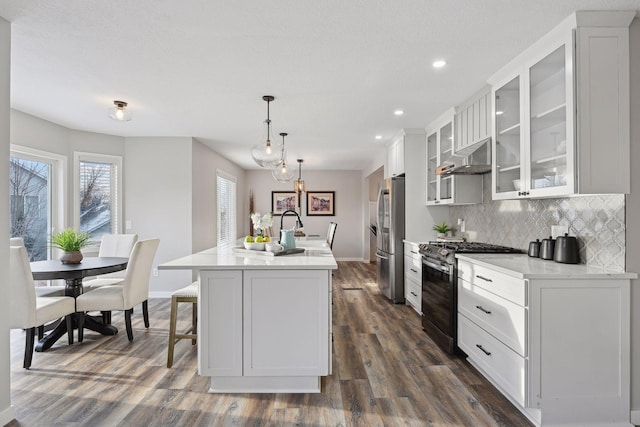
[167,295,197,368]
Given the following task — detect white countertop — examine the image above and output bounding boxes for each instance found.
[158,240,337,271]
[456,253,637,279]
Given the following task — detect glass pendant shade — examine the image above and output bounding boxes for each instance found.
[251,95,283,168]
[294,159,306,193]
[272,133,295,182]
[108,100,132,121]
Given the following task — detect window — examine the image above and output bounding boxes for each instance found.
[216,170,237,247]
[74,152,122,243]
[9,146,65,261]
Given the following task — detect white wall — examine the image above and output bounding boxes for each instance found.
[124,137,192,296]
[0,16,14,426]
[245,169,363,260]
[191,139,246,253]
[626,16,640,421]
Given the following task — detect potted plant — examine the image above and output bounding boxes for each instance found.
[432,221,452,238]
[51,228,91,264]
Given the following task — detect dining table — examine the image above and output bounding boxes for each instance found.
[30,257,129,351]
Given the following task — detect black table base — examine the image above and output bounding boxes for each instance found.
[35,314,118,352]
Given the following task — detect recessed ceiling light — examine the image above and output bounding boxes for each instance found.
[432,60,447,68]
[375,135,382,140]
[394,110,404,116]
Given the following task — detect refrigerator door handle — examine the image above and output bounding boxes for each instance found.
[375,251,389,260]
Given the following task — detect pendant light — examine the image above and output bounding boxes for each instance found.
[108,100,132,121]
[272,133,295,182]
[294,159,306,194]
[250,95,283,168]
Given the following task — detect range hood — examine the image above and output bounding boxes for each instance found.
[436,138,491,176]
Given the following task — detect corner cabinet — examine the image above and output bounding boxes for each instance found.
[426,109,482,206]
[489,11,633,200]
[457,256,633,427]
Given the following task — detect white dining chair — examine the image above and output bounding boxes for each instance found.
[327,222,337,249]
[83,233,138,291]
[76,238,160,342]
[10,237,66,297]
[9,245,76,369]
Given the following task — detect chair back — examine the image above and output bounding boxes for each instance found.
[327,222,338,249]
[9,245,37,328]
[122,238,160,308]
[99,234,138,257]
[10,237,25,247]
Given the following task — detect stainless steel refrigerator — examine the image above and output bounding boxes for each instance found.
[375,176,405,303]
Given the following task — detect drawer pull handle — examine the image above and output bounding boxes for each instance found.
[476,275,493,282]
[475,305,492,315]
[476,344,491,356]
[411,250,418,254]
[410,291,417,297]
[410,268,418,273]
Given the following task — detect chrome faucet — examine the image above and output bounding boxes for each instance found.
[280,209,304,230]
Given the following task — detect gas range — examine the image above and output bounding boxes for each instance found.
[419,241,522,265]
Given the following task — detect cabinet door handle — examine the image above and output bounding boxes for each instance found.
[410,268,418,273]
[410,291,418,297]
[476,275,493,283]
[476,344,491,356]
[475,305,491,315]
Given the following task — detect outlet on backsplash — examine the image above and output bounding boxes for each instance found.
[551,225,569,238]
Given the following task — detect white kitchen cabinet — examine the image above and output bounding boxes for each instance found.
[403,242,421,314]
[489,11,633,200]
[454,86,492,155]
[199,268,331,392]
[457,255,633,426]
[426,109,482,206]
[386,136,405,178]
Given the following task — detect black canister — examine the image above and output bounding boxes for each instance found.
[540,236,555,260]
[528,239,541,257]
[554,233,579,264]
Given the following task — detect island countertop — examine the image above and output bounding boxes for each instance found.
[158,240,337,271]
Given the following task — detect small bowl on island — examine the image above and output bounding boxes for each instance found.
[244,241,265,251]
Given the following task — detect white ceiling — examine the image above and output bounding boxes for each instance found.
[0,1,638,171]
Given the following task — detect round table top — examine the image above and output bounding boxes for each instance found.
[30,257,128,281]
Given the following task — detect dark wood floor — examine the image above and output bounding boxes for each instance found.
[8,262,533,426]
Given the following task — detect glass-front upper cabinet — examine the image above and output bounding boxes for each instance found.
[527,43,573,196]
[426,132,438,203]
[492,36,574,200]
[439,122,453,202]
[493,76,522,198]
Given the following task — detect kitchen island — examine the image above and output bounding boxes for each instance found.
[158,240,337,393]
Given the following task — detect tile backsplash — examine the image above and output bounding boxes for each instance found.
[449,175,625,271]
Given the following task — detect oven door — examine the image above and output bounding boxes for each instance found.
[421,257,456,353]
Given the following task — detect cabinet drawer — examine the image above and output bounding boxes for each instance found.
[457,259,526,306]
[458,280,526,356]
[404,243,420,258]
[405,277,421,313]
[404,254,421,283]
[458,314,526,407]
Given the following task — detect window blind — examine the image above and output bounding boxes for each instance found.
[216,170,237,247]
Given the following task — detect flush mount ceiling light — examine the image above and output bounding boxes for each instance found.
[375,135,382,140]
[108,100,132,121]
[251,95,283,168]
[394,109,404,116]
[272,133,295,183]
[294,159,306,194]
[432,59,447,68]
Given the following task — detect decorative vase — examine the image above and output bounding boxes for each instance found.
[60,250,83,264]
[436,233,445,238]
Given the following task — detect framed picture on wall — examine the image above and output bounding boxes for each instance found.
[306,191,335,216]
[271,191,299,215]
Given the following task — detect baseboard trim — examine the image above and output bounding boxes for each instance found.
[149,291,172,299]
[0,405,16,426]
[631,409,640,424]
[335,257,366,262]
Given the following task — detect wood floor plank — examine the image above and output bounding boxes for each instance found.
[7,261,533,427]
